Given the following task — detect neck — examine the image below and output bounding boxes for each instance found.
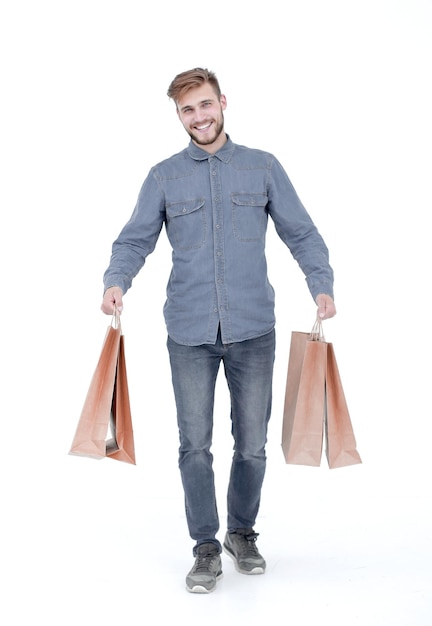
[193,132,228,154]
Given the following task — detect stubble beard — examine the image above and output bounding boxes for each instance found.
[188,116,225,147]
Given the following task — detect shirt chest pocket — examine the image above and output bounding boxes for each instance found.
[231,193,268,242]
[166,199,206,250]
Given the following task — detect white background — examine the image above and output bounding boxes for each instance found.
[1,0,431,624]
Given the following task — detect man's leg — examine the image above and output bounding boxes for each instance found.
[167,335,223,551]
[222,330,275,574]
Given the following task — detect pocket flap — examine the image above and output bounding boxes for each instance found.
[167,199,205,218]
[232,193,268,207]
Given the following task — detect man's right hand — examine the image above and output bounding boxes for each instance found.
[101,286,124,315]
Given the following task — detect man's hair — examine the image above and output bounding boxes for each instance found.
[167,68,222,105]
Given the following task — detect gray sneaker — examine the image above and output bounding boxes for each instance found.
[186,543,223,593]
[223,529,266,575]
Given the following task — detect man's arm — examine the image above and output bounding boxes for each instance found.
[101,168,165,311]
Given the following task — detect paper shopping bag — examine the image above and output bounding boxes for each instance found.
[69,311,136,464]
[282,319,361,469]
[324,342,361,469]
[106,334,136,464]
[281,324,327,466]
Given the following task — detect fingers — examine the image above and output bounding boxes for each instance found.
[316,294,337,320]
[101,286,124,315]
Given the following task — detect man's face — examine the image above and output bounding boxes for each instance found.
[176,84,227,153]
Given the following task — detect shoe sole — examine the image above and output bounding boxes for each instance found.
[223,545,265,575]
[186,572,223,594]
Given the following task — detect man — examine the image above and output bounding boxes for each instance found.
[101,68,336,593]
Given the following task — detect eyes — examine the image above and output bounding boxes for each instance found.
[182,101,213,115]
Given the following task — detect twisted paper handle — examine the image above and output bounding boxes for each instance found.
[112,305,122,331]
[309,317,325,342]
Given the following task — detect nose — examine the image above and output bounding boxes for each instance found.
[193,108,207,124]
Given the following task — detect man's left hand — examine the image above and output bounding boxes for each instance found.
[316,294,337,320]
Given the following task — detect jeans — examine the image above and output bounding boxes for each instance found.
[167,328,275,553]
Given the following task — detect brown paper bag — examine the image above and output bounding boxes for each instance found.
[281,324,327,466]
[325,342,361,469]
[106,334,136,464]
[69,312,136,464]
[282,319,361,469]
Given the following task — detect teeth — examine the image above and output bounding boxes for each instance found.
[196,123,211,130]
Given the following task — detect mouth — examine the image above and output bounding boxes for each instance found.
[194,121,212,132]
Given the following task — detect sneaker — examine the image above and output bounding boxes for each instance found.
[223,528,266,575]
[186,543,223,593]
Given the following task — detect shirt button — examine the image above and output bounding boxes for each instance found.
[216,224,221,229]
[182,208,187,213]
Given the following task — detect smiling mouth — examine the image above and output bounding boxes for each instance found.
[195,122,212,131]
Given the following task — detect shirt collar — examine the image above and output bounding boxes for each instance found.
[186,135,235,163]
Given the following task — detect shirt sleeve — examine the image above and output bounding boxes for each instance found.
[103,168,165,294]
[267,156,334,301]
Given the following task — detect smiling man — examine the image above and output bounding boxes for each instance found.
[176,82,227,149]
[101,68,336,593]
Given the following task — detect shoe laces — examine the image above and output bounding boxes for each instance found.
[192,545,219,573]
[237,531,260,557]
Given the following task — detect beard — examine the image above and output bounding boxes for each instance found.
[187,116,225,147]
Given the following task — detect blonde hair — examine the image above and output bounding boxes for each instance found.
[167,68,222,105]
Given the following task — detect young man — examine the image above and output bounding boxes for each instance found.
[101,68,336,593]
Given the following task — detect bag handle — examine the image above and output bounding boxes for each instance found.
[111,305,122,331]
[309,317,325,342]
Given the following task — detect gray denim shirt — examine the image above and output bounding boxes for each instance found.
[103,137,334,346]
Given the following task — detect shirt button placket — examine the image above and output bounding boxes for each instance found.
[209,158,226,325]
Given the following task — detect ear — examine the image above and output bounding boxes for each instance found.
[220,94,227,110]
